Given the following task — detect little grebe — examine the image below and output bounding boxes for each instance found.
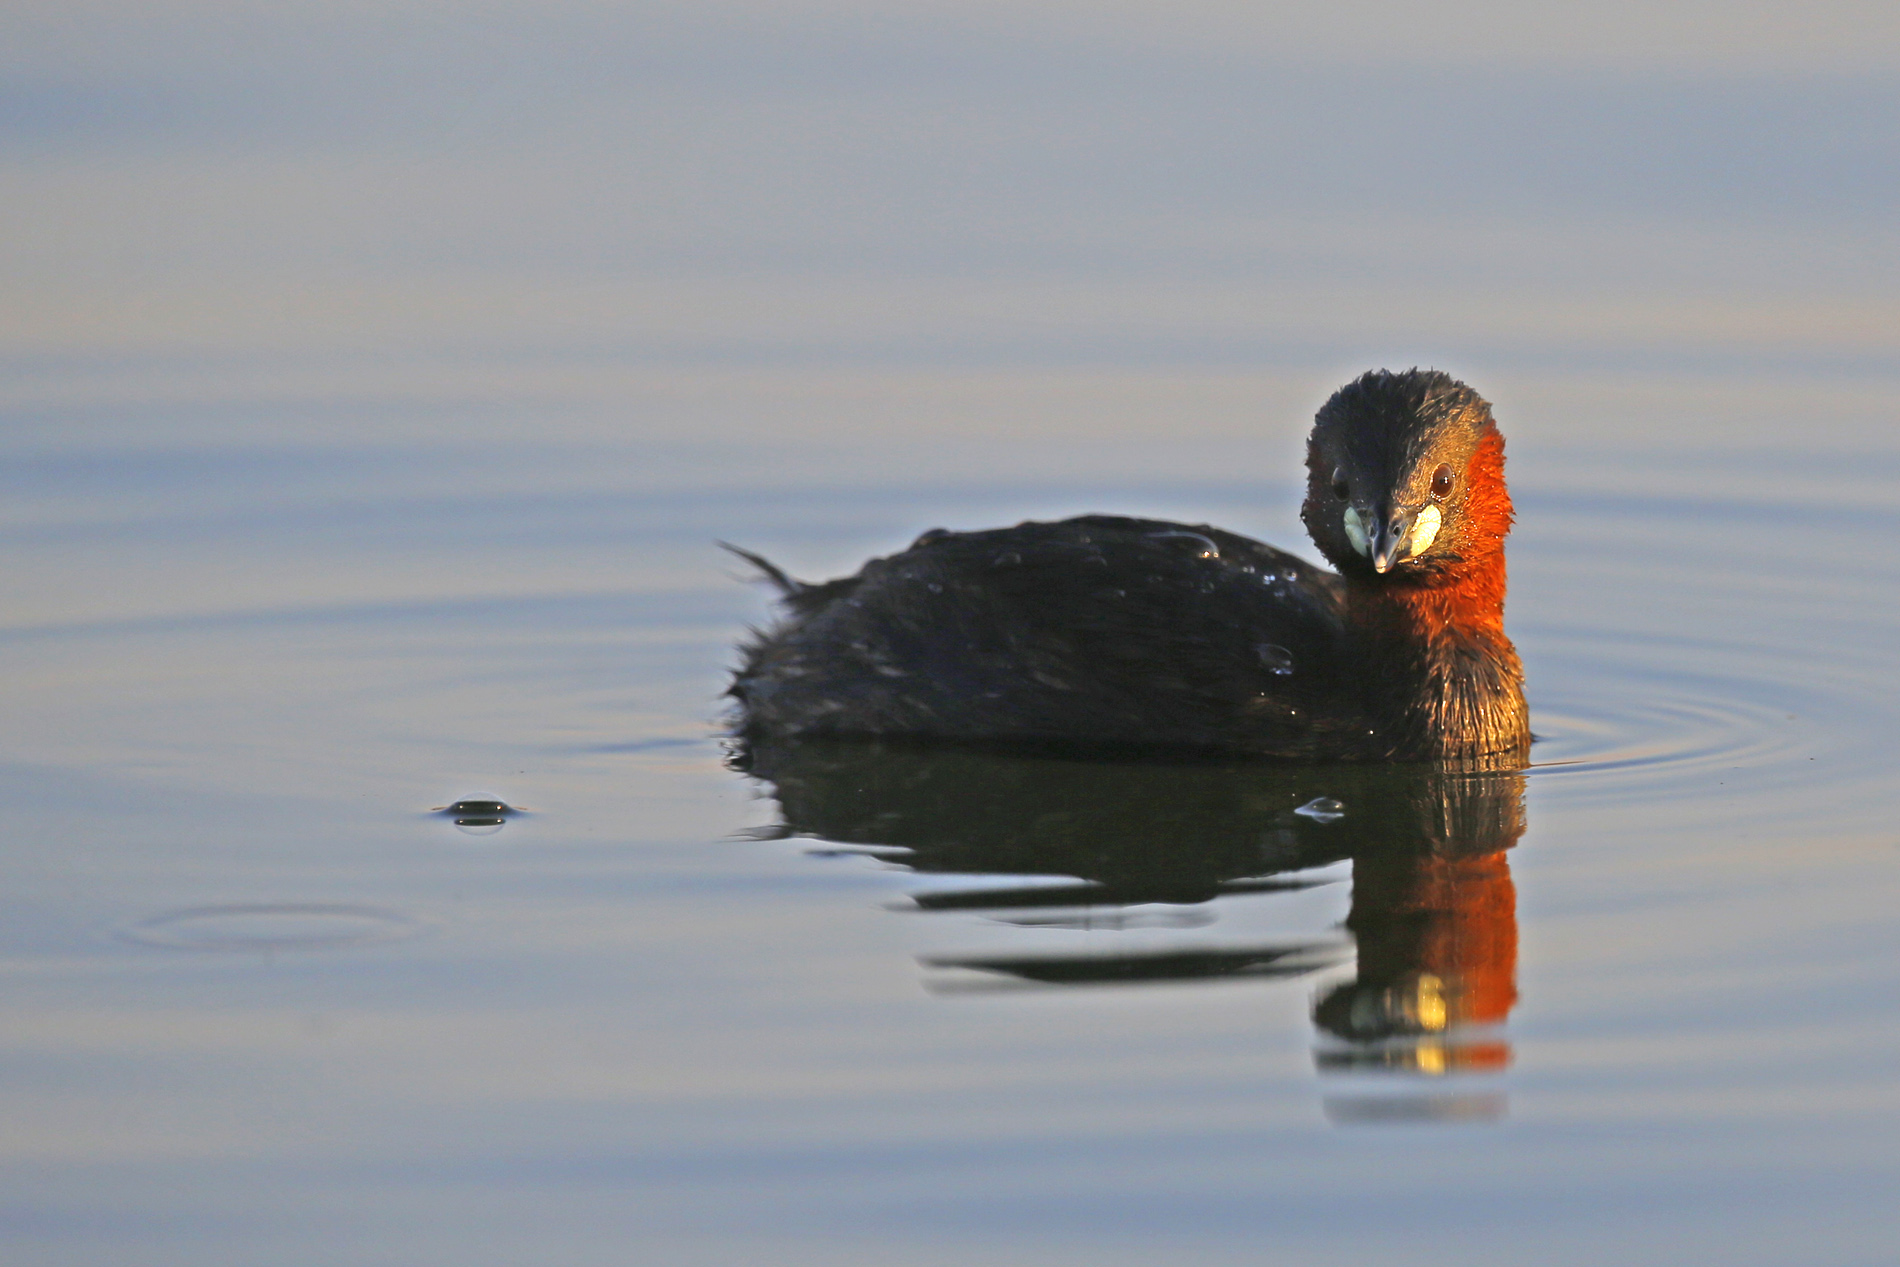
[727,368,1528,762]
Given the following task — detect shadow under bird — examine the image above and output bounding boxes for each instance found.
[737,734,1526,1047]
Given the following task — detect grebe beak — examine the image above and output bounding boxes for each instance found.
[1371,505,1441,574]
[1371,519,1402,573]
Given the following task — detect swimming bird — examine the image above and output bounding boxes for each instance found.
[726,368,1527,762]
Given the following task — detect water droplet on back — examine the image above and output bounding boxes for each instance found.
[1294,796,1346,823]
[1147,530,1220,559]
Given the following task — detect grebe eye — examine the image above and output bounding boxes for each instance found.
[1331,468,1350,500]
[1430,463,1454,500]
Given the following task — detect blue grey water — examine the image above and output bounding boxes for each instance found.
[5,4,1900,1264]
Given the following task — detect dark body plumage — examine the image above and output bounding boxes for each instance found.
[729,370,1530,763]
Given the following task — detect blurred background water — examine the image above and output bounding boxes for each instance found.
[5,3,1900,1264]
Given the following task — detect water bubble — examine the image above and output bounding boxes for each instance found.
[1294,796,1346,823]
[432,796,522,832]
[443,798,508,816]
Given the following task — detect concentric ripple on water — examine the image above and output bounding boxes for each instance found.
[121,904,428,953]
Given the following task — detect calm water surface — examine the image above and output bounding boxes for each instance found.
[6,371,1899,1266]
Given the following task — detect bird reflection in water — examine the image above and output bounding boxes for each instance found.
[734,736,1524,1119]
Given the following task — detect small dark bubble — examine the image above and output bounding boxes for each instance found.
[432,795,522,833]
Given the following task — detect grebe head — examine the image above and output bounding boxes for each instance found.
[1301,369,1508,582]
